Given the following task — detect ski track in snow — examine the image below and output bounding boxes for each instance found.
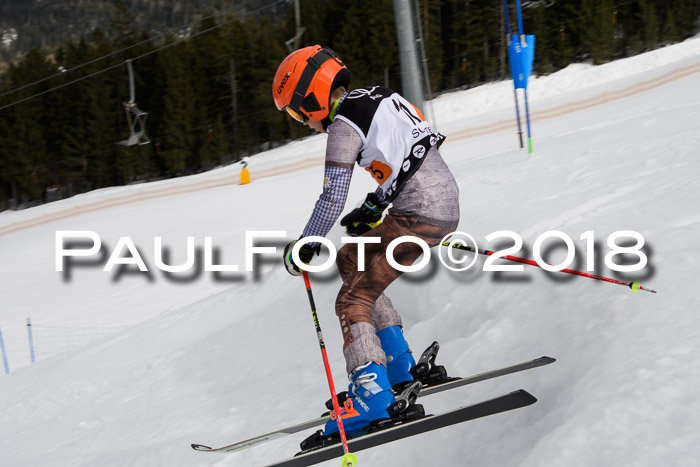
[1,37,700,467]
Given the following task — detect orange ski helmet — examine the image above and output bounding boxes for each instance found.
[273,45,351,122]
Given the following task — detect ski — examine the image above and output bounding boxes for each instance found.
[264,389,537,467]
[419,355,554,397]
[191,356,554,453]
[191,416,331,453]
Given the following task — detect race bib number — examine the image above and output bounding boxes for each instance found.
[365,160,393,184]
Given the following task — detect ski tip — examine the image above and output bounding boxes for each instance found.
[191,444,213,451]
[541,356,556,364]
[512,389,538,406]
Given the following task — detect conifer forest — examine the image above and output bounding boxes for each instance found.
[0,0,698,209]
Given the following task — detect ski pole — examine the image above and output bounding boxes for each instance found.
[302,270,358,467]
[443,240,657,294]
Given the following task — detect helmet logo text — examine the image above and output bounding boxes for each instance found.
[277,73,291,95]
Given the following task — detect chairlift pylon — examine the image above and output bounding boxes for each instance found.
[118,59,150,146]
[284,0,305,53]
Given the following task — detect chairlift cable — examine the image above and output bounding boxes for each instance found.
[0,0,287,111]
[0,0,283,99]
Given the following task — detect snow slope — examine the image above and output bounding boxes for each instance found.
[1,37,699,467]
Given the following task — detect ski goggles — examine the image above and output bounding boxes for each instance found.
[285,106,308,123]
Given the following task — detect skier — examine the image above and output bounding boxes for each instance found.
[273,45,460,438]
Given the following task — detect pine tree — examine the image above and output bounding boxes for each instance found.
[420,0,443,94]
[191,13,231,169]
[638,0,660,51]
[335,0,398,89]
[299,0,346,49]
[3,48,56,202]
[111,0,138,47]
[580,0,616,64]
[222,17,250,158]
[238,18,289,149]
[157,39,196,175]
[448,0,496,87]
[54,38,94,192]
[0,73,15,205]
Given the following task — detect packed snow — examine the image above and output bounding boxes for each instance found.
[1,36,699,467]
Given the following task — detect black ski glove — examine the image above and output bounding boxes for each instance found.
[283,239,320,276]
[340,192,389,237]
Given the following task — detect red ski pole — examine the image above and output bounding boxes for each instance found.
[443,240,657,294]
[302,270,358,467]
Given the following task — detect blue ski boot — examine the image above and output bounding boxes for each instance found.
[377,325,416,390]
[303,362,425,451]
[320,361,395,438]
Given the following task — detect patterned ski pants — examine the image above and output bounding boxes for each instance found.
[335,212,453,373]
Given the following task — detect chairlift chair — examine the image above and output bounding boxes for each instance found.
[118,59,150,146]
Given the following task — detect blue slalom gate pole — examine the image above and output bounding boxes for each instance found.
[0,327,9,374]
[515,0,526,43]
[514,0,534,155]
[503,0,524,149]
[524,87,534,154]
[27,317,35,364]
